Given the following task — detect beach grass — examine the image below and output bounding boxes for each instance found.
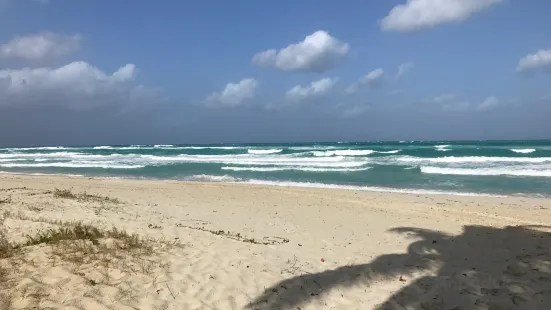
[0,212,172,309]
[53,188,121,204]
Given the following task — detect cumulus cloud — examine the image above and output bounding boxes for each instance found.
[204,78,259,108]
[477,96,499,110]
[381,0,503,32]
[346,68,384,93]
[0,61,156,109]
[252,31,349,73]
[395,62,415,80]
[516,49,551,73]
[0,32,81,62]
[286,78,337,102]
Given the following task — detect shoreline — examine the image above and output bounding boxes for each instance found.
[0,171,523,198]
[1,173,551,309]
[2,173,551,225]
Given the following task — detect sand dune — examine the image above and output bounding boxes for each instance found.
[1,174,551,309]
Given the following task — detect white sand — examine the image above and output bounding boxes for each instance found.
[1,174,551,309]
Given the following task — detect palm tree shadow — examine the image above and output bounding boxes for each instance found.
[249,225,551,310]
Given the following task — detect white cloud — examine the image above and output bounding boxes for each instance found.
[286,78,337,102]
[381,0,503,32]
[0,32,81,62]
[395,62,415,80]
[346,68,384,93]
[477,96,499,110]
[252,31,349,72]
[361,68,384,84]
[516,49,551,73]
[204,78,259,107]
[0,61,155,109]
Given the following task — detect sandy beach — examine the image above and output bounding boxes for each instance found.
[1,174,551,309]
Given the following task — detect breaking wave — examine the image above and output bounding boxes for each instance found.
[421,166,551,177]
[221,166,370,172]
[247,149,283,155]
[511,149,536,154]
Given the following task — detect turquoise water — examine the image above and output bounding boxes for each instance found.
[1,140,551,197]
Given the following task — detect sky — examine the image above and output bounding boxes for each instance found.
[0,0,550,146]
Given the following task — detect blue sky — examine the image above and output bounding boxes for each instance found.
[0,0,550,146]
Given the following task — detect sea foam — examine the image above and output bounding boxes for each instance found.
[511,149,536,154]
[421,166,551,177]
[247,149,283,155]
[221,166,370,172]
[398,156,551,163]
[0,161,144,169]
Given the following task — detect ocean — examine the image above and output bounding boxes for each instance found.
[1,140,550,197]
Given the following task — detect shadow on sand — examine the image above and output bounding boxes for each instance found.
[250,225,551,309]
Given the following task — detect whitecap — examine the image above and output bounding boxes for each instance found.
[420,166,551,177]
[247,149,283,155]
[288,146,342,151]
[0,161,144,169]
[312,150,376,157]
[221,166,370,172]
[398,156,551,163]
[6,146,67,151]
[186,174,240,182]
[511,148,536,154]
[377,150,401,154]
[138,154,367,168]
[0,158,27,162]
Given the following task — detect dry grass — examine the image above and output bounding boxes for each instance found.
[0,195,11,204]
[53,188,121,204]
[0,216,13,310]
[2,216,153,262]
[0,216,14,259]
[0,213,174,309]
[4,211,66,230]
[0,291,12,310]
[0,233,12,259]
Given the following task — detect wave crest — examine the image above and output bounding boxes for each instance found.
[421,166,551,177]
[511,148,536,154]
[247,149,283,155]
[221,166,370,172]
